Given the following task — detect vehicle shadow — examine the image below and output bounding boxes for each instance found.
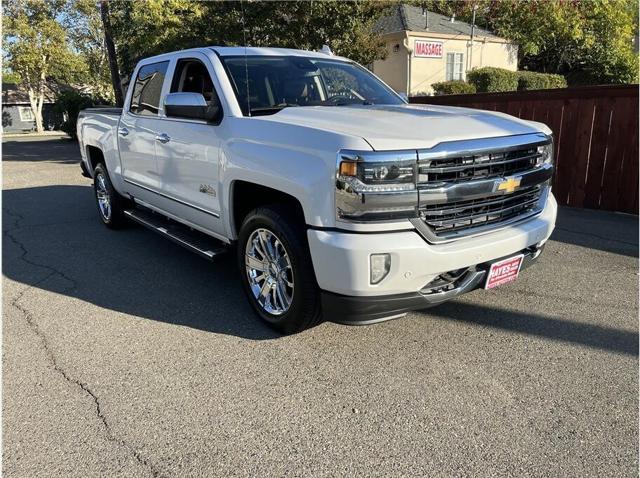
[3,184,281,341]
[427,301,638,356]
[3,184,638,351]
[551,206,638,258]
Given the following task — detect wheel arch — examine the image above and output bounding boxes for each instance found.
[229,180,306,239]
[85,145,105,173]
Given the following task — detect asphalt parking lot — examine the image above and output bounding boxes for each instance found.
[3,136,638,477]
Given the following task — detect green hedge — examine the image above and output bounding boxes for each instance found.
[467,67,567,93]
[467,67,519,93]
[518,71,567,91]
[432,80,476,95]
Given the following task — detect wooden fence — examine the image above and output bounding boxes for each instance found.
[410,85,639,214]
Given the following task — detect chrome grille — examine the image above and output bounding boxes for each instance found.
[418,146,540,185]
[419,186,544,236]
[413,134,553,242]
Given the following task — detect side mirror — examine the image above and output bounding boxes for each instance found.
[164,92,220,122]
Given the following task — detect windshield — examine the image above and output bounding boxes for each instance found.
[220,55,404,116]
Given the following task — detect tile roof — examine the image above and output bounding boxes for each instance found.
[375,4,500,39]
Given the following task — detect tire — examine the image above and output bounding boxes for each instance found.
[93,163,131,229]
[237,205,322,334]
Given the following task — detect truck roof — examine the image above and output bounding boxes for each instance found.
[210,46,349,61]
[136,46,351,65]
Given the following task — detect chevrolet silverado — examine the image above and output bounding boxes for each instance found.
[77,46,557,334]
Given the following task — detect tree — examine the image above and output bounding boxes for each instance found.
[107,0,208,78]
[3,0,86,132]
[99,1,123,105]
[415,0,639,85]
[64,0,117,103]
[570,0,639,85]
[106,1,391,78]
[2,69,21,84]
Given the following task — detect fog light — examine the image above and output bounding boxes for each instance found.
[370,253,391,284]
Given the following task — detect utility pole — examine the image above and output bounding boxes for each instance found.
[468,3,477,75]
[100,0,124,107]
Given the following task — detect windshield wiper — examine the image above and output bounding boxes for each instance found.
[330,100,373,107]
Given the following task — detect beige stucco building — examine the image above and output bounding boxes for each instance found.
[373,5,518,95]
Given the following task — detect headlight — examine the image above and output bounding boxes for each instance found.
[336,150,418,221]
[536,139,554,198]
[537,141,553,166]
[338,157,415,192]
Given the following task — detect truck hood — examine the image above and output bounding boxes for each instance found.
[258,104,548,151]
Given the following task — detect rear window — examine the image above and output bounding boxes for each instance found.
[129,61,169,116]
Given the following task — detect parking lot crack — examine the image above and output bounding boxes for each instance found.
[4,216,79,291]
[4,208,164,478]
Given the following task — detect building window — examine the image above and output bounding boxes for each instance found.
[446,53,464,81]
[18,106,34,122]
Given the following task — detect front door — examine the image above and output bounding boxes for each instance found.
[154,56,223,236]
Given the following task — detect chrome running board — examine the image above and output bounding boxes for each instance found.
[124,208,227,260]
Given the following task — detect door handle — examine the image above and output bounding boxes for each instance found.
[118,127,129,137]
[155,133,171,144]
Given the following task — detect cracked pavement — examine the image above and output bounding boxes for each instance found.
[2,136,639,477]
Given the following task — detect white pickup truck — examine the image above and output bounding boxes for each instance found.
[77,46,557,334]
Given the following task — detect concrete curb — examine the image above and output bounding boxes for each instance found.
[2,131,69,139]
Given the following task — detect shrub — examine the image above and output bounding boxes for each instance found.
[565,69,600,86]
[53,90,96,139]
[432,80,476,96]
[545,74,568,89]
[467,67,519,93]
[517,71,567,91]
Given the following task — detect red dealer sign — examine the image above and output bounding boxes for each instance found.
[414,40,443,58]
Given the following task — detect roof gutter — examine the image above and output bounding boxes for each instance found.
[407,30,510,44]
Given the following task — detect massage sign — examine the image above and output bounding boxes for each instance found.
[413,40,443,58]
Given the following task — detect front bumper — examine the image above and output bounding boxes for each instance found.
[307,194,557,322]
[321,245,543,324]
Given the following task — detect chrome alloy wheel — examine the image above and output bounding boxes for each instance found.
[95,173,112,221]
[245,228,294,315]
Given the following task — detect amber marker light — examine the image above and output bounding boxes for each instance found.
[339,160,358,177]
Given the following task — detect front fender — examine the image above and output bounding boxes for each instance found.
[219,118,371,239]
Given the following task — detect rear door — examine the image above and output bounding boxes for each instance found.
[153,53,224,236]
[118,60,170,203]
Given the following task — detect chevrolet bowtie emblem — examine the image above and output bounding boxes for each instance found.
[496,176,522,193]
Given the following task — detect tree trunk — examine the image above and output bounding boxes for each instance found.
[100,0,124,107]
[27,89,44,133]
[36,94,44,133]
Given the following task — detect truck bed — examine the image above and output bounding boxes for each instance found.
[77,107,123,176]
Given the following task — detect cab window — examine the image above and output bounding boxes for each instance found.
[129,61,169,116]
[170,59,219,106]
